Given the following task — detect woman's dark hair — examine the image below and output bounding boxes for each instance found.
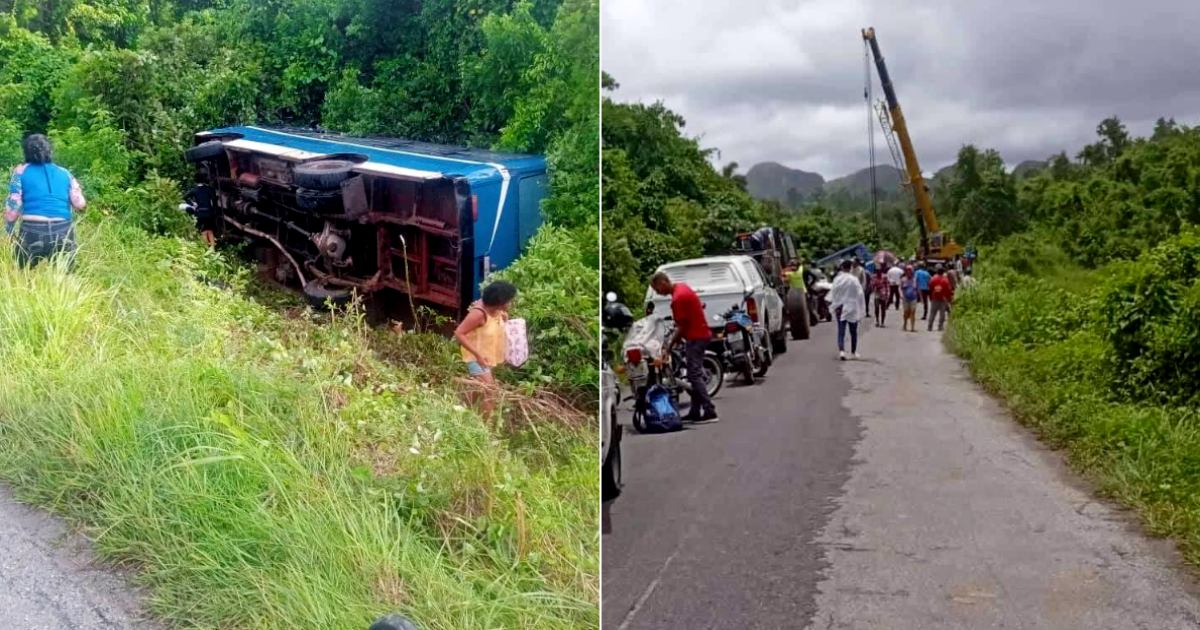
[22,134,53,164]
[481,280,517,307]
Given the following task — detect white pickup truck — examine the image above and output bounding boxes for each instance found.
[645,255,787,353]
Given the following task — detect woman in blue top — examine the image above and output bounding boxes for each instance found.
[5,134,87,268]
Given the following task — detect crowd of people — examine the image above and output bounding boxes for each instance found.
[826,254,973,360]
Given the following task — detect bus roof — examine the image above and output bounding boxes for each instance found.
[204,126,546,184]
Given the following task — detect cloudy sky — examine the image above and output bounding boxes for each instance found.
[601,0,1200,180]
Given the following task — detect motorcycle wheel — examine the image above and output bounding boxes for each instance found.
[740,333,756,385]
[704,354,724,398]
[755,338,772,377]
[631,410,645,433]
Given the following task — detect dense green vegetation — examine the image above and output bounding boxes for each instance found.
[0,1,597,628]
[947,117,1200,568]
[601,76,888,303]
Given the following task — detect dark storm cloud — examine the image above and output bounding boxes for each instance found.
[602,0,1200,179]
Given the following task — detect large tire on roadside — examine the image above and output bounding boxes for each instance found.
[294,160,355,190]
[185,141,226,163]
[788,288,811,340]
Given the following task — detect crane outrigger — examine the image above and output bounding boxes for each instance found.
[862,27,963,263]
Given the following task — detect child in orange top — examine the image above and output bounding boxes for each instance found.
[455,281,517,414]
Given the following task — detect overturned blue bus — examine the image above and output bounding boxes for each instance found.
[185,126,547,318]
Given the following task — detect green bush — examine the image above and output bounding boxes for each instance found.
[1097,230,1200,404]
[488,225,599,404]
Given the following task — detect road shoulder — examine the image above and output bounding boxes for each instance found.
[0,485,160,629]
[805,328,1200,629]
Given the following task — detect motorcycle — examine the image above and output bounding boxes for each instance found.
[622,310,723,431]
[718,304,771,385]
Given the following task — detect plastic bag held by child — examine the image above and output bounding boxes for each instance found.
[505,318,528,367]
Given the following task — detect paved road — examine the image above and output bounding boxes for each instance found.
[602,319,1200,629]
[0,485,159,629]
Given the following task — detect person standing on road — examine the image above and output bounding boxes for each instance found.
[853,258,870,315]
[915,263,932,320]
[927,265,954,332]
[830,259,865,360]
[901,265,920,332]
[5,134,87,269]
[887,261,903,310]
[652,272,719,423]
[871,266,889,327]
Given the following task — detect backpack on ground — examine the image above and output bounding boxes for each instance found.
[641,384,682,433]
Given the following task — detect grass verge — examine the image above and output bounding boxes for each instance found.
[947,264,1200,567]
[0,220,598,630]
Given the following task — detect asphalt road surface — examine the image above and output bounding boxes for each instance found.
[0,485,159,629]
[602,318,1200,629]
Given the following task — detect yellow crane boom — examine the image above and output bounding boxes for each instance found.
[862,27,963,262]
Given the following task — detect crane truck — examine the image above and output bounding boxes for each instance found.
[862,27,963,264]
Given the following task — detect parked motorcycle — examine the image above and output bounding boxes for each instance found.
[623,311,723,431]
[718,304,771,385]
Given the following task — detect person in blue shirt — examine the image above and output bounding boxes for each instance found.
[914,263,932,320]
[5,134,87,268]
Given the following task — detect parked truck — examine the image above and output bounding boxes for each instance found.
[732,226,811,340]
[183,126,548,320]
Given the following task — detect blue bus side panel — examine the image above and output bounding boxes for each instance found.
[518,174,547,246]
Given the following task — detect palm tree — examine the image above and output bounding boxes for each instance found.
[722,161,748,191]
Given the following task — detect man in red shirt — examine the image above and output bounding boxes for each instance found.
[926,265,954,332]
[652,272,719,423]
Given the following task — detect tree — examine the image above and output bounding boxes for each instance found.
[942,144,1024,244]
[1152,116,1180,141]
[1077,116,1130,166]
[721,161,748,191]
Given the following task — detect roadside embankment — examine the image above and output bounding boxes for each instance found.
[948,233,1200,569]
[0,220,598,630]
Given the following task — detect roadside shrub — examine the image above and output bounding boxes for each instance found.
[1097,230,1200,404]
[48,118,141,196]
[488,225,599,405]
[983,230,1074,278]
[115,171,196,237]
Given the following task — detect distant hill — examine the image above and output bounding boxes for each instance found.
[1012,160,1048,178]
[825,164,904,195]
[931,164,956,185]
[746,162,825,204]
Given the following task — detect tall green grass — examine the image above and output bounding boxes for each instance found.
[0,220,598,629]
[948,254,1200,566]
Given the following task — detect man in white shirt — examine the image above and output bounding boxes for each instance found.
[829,259,866,360]
[886,262,904,310]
